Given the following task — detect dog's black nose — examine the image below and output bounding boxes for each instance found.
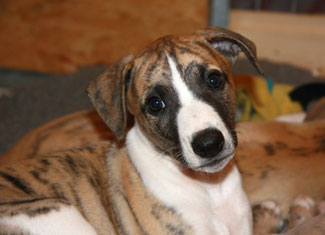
[191,128,225,158]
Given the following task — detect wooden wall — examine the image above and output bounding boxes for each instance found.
[0,0,208,73]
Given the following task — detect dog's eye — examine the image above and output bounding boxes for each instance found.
[147,96,165,113]
[206,71,226,89]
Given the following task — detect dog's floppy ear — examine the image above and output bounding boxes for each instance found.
[86,54,134,140]
[196,27,264,75]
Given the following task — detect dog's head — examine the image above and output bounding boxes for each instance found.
[87,27,263,173]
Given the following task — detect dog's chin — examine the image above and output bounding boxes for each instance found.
[190,154,234,173]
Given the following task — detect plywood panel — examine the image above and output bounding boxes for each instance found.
[0,0,208,73]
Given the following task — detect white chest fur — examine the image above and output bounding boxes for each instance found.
[126,126,252,235]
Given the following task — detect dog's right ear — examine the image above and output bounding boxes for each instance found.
[86,54,134,140]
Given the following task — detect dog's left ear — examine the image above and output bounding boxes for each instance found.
[196,27,264,75]
[86,54,134,140]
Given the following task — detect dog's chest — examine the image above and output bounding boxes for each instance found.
[149,164,247,235]
[127,128,251,235]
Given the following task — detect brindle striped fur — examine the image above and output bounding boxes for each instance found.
[0,143,113,234]
[0,142,193,234]
[2,112,325,234]
[0,27,265,234]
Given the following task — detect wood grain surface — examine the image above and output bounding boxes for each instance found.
[0,0,208,73]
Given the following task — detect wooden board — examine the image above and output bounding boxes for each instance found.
[229,10,325,77]
[0,0,208,73]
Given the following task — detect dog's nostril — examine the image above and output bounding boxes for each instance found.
[191,128,225,158]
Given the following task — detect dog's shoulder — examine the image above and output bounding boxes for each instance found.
[103,145,194,235]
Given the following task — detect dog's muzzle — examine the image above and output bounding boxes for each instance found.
[191,128,225,159]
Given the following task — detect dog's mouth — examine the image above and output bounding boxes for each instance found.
[193,153,234,172]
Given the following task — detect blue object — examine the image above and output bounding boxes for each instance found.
[266,77,274,93]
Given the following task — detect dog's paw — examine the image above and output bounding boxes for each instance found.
[253,200,283,235]
[291,195,315,210]
[288,195,316,229]
[317,199,325,215]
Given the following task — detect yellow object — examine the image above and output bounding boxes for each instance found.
[234,75,302,122]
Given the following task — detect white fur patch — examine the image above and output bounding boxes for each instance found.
[166,55,235,172]
[260,200,281,215]
[0,205,97,235]
[126,125,252,235]
[275,112,306,123]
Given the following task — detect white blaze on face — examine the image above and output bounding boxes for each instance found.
[166,55,234,169]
